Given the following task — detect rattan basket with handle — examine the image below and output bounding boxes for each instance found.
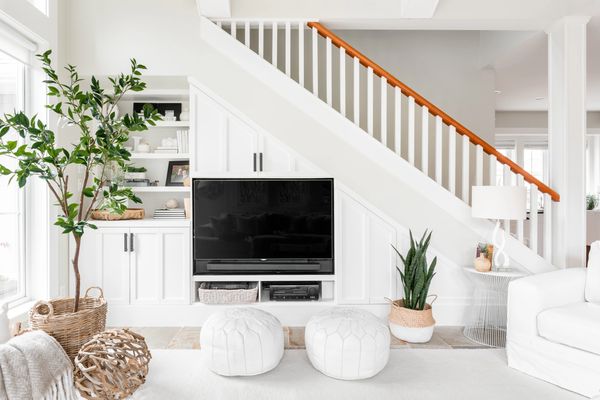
[29,287,107,361]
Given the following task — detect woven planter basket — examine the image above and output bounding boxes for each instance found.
[29,287,107,361]
[388,299,436,328]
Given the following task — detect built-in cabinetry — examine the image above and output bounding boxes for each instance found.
[70,223,190,305]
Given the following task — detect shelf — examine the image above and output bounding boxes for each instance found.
[128,186,190,193]
[120,89,189,101]
[130,153,190,160]
[193,275,336,282]
[89,218,191,228]
[150,121,190,128]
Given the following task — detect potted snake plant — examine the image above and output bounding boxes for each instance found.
[389,230,437,343]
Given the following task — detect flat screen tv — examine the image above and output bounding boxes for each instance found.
[192,178,334,275]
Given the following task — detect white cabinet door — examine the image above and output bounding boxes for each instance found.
[258,134,294,173]
[227,115,259,173]
[70,228,130,305]
[130,228,191,305]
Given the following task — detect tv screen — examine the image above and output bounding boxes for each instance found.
[193,178,333,261]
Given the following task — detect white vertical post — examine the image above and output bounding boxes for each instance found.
[547,16,589,267]
[475,145,483,186]
[312,27,318,96]
[339,48,346,117]
[448,126,456,195]
[367,67,374,136]
[326,37,332,106]
[462,135,470,203]
[380,77,387,147]
[517,176,524,242]
[489,154,497,186]
[394,87,401,156]
[594,136,600,192]
[435,116,442,184]
[353,57,360,126]
[421,106,429,175]
[408,96,415,165]
[530,185,539,253]
[544,193,552,260]
[503,165,511,232]
[216,21,222,28]
[244,21,250,47]
[272,22,278,69]
[258,22,264,58]
[285,22,291,76]
[231,21,237,39]
[298,23,304,86]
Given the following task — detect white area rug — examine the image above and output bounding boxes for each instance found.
[131,349,584,400]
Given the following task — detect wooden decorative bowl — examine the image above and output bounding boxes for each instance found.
[90,208,145,221]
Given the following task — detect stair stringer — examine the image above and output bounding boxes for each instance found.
[195,16,555,275]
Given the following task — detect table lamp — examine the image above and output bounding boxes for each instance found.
[471,185,527,268]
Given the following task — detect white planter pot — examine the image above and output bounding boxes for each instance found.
[389,321,434,343]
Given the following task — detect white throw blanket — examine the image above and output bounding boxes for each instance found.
[0,330,77,400]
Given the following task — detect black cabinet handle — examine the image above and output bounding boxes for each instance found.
[253,152,257,172]
[130,233,134,252]
[123,233,128,252]
[259,152,263,172]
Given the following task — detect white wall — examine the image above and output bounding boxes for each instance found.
[496,110,600,130]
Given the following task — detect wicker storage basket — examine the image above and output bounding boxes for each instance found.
[90,208,145,221]
[29,287,107,361]
[388,299,435,328]
[198,282,258,304]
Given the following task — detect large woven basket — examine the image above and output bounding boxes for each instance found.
[388,298,435,328]
[198,282,258,304]
[29,287,107,361]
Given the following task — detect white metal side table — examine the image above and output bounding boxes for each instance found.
[463,267,526,347]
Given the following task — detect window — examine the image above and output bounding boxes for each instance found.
[495,147,515,186]
[0,52,26,302]
[523,147,548,210]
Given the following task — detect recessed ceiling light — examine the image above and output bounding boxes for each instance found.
[494,90,502,95]
[535,97,545,101]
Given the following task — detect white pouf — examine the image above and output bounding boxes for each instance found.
[200,307,284,376]
[305,308,390,380]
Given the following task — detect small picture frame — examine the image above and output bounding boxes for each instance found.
[476,242,494,267]
[166,160,190,186]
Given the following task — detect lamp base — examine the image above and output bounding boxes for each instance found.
[492,220,510,268]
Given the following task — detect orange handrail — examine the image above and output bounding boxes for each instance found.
[307,22,559,202]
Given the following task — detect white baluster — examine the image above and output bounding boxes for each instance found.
[326,37,332,106]
[312,27,318,96]
[258,22,264,58]
[272,22,278,68]
[285,22,291,76]
[381,77,387,147]
[340,48,346,117]
[216,21,222,28]
[367,67,374,136]
[503,165,511,232]
[244,21,250,47]
[353,57,360,125]
[489,154,497,185]
[475,145,483,186]
[462,135,470,203]
[231,21,237,39]
[408,96,415,165]
[298,22,304,86]
[394,87,402,156]
[448,126,456,195]
[422,106,429,175]
[530,185,539,254]
[435,116,443,185]
[543,193,552,260]
[516,175,524,242]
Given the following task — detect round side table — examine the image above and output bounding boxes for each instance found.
[463,267,526,347]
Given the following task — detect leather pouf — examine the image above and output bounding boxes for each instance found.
[305,308,390,380]
[200,308,284,376]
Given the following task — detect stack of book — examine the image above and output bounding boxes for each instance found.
[154,146,178,154]
[153,208,186,219]
[176,130,189,153]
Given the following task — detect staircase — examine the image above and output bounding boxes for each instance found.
[198,17,559,270]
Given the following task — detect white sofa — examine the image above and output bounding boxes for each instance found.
[507,244,600,398]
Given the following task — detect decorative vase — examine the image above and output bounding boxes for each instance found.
[388,299,435,343]
[474,254,492,272]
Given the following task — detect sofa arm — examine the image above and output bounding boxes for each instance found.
[507,268,587,341]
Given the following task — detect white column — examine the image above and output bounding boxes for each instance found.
[547,16,589,268]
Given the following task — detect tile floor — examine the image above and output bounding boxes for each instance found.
[112,326,489,350]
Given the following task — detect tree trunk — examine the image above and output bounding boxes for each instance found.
[72,234,82,312]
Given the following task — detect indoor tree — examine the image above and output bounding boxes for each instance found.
[0,50,161,311]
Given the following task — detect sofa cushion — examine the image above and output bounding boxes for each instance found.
[537,302,600,356]
[586,241,600,303]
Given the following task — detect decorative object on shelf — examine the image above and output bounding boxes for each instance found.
[184,198,191,219]
[0,50,160,321]
[587,194,598,210]
[134,102,182,121]
[123,179,150,187]
[74,328,151,400]
[154,137,178,154]
[165,160,190,186]
[153,208,185,219]
[91,208,145,221]
[183,176,191,187]
[164,109,176,121]
[176,130,189,153]
[29,287,107,361]
[474,243,493,272]
[136,142,151,153]
[124,165,147,181]
[472,186,526,269]
[197,282,259,304]
[389,230,437,343]
[179,106,190,121]
[165,198,179,209]
[132,136,142,152]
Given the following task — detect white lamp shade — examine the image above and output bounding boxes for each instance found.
[471,185,527,220]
